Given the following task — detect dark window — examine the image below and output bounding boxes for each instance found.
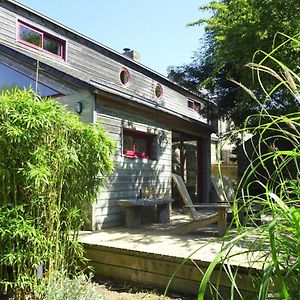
[154,83,163,99]
[188,99,201,113]
[123,129,154,159]
[194,101,201,113]
[188,100,194,109]
[119,68,131,86]
[43,36,62,56]
[17,21,66,59]
[0,62,61,97]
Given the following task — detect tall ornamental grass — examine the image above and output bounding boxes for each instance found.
[198,34,300,299]
[0,89,115,299]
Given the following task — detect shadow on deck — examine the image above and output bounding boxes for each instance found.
[80,212,259,299]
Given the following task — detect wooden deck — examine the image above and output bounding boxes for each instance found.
[80,212,260,299]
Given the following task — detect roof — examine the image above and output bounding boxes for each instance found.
[7,0,209,103]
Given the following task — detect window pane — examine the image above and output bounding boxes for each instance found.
[188,100,194,109]
[123,135,134,151]
[119,68,130,85]
[123,130,154,159]
[194,102,201,113]
[44,36,61,56]
[0,63,59,96]
[155,83,163,99]
[123,134,147,153]
[19,24,42,47]
[135,137,147,153]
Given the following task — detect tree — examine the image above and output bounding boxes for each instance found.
[168,0,300,127]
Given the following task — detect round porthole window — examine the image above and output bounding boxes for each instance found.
[155,83,163,99]
[119,67,131,86]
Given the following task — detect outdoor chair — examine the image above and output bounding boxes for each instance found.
[211,175,262,225]
[211,174,235,203]
[171,173,229,236]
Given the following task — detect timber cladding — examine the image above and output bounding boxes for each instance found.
[83,243,259,299]
[93,102,172,230]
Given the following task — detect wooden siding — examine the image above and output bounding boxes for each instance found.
[93,103,172,229]
[0,3,210,125]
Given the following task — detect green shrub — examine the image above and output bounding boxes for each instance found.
[0,89,115,299]
[43,272,106,300]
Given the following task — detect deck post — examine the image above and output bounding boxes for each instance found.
[197,137,211,203]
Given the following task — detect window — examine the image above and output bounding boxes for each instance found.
[123,129,154,159]
[187,100,194,109]
[0,62,61,97]
[17,21,66,59]
[154,83,163,99]
[119,67,131,86]
[187,99,202,113]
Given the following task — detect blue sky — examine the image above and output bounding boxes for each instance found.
[17,0,211,76]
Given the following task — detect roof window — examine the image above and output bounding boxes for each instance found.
[119,67,131,86]
[17,20,66,60]
[188,99,202,113]
[154,83,163,99]
[0,62,61,97]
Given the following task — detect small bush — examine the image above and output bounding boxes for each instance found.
[44,273,106,300]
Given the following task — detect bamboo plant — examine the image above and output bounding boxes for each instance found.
[0,89,115,299]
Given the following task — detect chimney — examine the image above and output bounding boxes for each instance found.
[122,48,140,62]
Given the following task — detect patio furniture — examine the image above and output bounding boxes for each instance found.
[211,174,235,203]
[118,198,174,228]
[211,175,262,225]
[171,173,230,236]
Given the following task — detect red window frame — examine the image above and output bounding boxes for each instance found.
[123,129,154,159]
[17,20,66,60]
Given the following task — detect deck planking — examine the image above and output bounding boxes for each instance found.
[80,213,261,298]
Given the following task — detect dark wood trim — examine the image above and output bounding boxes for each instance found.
[197,139,203,204]
[179,138,185,207]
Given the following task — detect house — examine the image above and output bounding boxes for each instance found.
[0,0,215,230]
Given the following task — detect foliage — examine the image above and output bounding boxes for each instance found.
[42,272,106,300]
[198,38,300,299]
[0,89,115,299]
[168,0,300,127]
